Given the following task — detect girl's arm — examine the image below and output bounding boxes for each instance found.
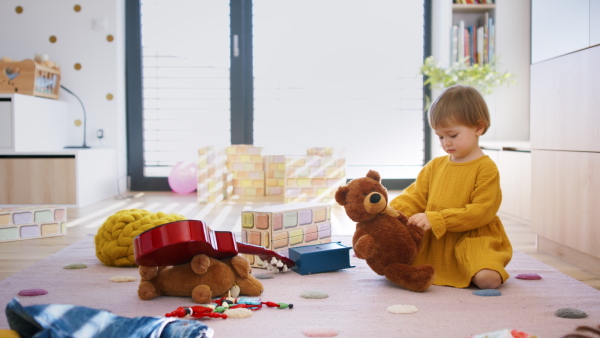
[427,163,501,238]
[389,161,431,217]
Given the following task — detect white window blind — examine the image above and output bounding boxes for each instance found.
[253,0,425,179]
[141,1,231,177]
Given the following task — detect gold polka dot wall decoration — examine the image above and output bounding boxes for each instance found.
[106,35,114,42]
[74,119,82,127]
[15,6,23,14]
[49,36,57,43]
[74,63,82,71]
[74,4,82,12]
[106,93,114,101]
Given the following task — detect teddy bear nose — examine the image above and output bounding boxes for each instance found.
[369,193,381,204]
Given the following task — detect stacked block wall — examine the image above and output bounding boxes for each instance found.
[197,147,229,203]
[226,145,265,196]
[284,150,346,204]
[0,206,67,242]
[240,202,332,268]
[264,155,286,196]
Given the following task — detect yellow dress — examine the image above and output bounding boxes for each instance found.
[389,155,512,288]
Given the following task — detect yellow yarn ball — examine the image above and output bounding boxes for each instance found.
[95,209,186,267]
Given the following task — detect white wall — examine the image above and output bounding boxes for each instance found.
[0,0,127,193]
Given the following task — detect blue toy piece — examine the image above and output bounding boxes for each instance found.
[289,242,354,275]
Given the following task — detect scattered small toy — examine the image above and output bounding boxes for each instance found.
[165,296,292,320]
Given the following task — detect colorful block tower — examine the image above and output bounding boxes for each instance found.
[284,147,346,204]
[240,202,332,268]
[197,147,231,203]
[226,145,265,196]
[264,155,286,196]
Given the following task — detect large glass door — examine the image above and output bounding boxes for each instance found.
[127,1,427,190]
[253,1,425,179]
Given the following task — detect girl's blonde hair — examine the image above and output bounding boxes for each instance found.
[428,85,490,134]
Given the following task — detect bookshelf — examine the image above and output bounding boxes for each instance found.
[450,2,496,66]
[430,0,530,142]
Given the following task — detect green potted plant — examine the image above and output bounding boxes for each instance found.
[420,56,515,108]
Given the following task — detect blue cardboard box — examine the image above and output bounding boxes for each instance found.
[289,242,354,275]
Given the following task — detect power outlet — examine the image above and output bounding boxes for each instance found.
[97,129,104,139]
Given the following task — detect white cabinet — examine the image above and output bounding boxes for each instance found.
[482,142,531,223]
[530,46,600,152]
[531,3,600,268]
[0,149,117,207]
[0,94,68,152]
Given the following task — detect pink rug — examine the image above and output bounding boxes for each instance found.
[1,234,599,337]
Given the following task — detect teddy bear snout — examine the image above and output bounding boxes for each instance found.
[364,192,387,215]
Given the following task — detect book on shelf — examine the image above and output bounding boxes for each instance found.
[451,12,494,66]
[476,26,484,65]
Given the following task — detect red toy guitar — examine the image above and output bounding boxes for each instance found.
[133,219,294,271]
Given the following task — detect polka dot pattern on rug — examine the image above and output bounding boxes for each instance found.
[63,263,87,269]
[300,290,329,299]
[225,308,253,319]
[515,273,542,280]
[254,273,274,280]
[472,289,502,297]
[18,289,48,296]
[554,308,588,319]
[386,304,418,314]
[109,276,137,283]
[302,328,338,337]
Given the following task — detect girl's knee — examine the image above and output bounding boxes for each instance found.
[472,269,502,289]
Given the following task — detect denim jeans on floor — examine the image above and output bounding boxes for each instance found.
[5,298,213,338]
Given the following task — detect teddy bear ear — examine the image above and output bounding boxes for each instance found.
[366,170,381,183]
[335,186,349,206]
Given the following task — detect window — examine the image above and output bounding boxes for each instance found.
[126,0,430,191]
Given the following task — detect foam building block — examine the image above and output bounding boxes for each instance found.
[240,202,332,268]
[227,145,265,196]
[264,155,286,196]
[197,147,229,203]
[0,206,67,242]
[289,242,354,275]
[284,148,346,204]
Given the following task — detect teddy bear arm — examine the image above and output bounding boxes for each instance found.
[353,233,377,259]
[406,223,425,246]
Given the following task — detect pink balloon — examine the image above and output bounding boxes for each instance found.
[168,161,197,194]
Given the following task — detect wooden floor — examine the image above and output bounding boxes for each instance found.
[1,191,599,291]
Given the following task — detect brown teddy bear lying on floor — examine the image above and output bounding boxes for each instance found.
[335,170,435,292]
[138,254,264,304]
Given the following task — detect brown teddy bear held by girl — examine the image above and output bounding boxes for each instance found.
[335,170,435,292]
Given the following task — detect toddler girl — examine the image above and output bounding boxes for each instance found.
[390,84,512,289]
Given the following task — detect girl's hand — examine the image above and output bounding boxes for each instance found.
[408,213,431,232]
